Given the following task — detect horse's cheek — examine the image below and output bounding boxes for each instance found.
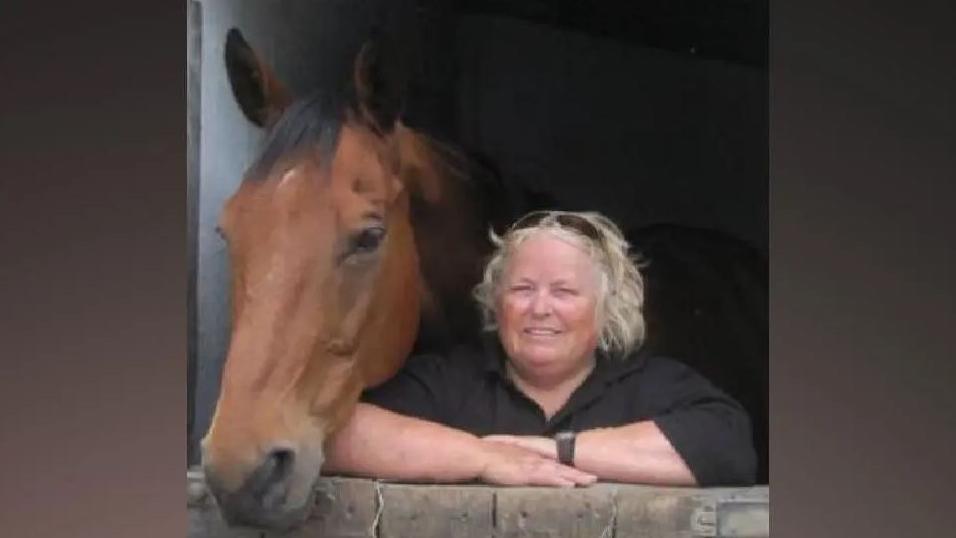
[306,359,358,418]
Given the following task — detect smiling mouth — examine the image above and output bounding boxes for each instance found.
[523,328,561,336]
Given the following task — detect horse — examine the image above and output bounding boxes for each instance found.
[200,27,768,531]
[199,29,513,529]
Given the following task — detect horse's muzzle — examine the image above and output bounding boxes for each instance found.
[205,448,312,530]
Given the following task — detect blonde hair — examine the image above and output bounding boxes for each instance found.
[472,210,646,358]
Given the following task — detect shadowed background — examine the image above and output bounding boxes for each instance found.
[0,0,954,537]
[187,0,769,469]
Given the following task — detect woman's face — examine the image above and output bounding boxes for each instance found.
[497,233,601,383]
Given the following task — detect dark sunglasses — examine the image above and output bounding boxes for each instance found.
[509,210,604,243]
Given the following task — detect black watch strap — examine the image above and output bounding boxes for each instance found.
[554,431,576,466]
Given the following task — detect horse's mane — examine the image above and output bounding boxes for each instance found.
[241,84,533,238]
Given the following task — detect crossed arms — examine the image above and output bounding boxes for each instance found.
[323,403,698,487]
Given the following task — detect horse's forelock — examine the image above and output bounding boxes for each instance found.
[244,92,348,183]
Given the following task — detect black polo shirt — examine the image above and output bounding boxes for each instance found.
[360,333,757,486]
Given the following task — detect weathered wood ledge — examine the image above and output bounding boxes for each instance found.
[188,469,769,537]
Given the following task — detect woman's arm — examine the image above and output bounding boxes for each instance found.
[323,403,597,487]
[485,420,695,486]
[576,421,696,484]
[483,361,758,487]
[485,404,756,487]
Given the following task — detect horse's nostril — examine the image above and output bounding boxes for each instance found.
[250,448,293,489]
[244,447,295,508]
[205,447,300,528]
[266,448,295,483]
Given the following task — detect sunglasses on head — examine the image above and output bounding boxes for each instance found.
[509,210,604,243]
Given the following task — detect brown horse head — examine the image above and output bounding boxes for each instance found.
[200,29,432,529]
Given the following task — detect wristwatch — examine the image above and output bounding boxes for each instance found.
[554,431,576,466]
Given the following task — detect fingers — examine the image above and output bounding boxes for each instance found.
[552,462,597,486]
[536,475,576,488]
[525,457,597,488]
[478,441,597,488]
[557,464,597,486]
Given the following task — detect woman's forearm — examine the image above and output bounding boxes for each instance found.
[322,403,488,482]
[575,421,697,486]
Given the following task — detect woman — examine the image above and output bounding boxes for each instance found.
[323,210,756,487]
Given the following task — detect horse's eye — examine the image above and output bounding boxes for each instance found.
[349,226,386,256]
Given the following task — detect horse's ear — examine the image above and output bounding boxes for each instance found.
[352,28,405,133]
[224,28,292,129]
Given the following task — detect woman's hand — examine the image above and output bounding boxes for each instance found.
[478,439,595,488]
[488,426,700,486]
[483,434,558,460]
